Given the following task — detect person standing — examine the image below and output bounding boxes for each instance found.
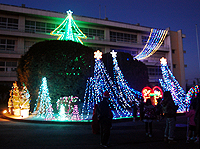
[91,104,100,134]
[162,91,178,144]
[132,101,137,122]
[186,104,196,143]
[96,91,113,147]
[194,92,200,144]
[143,99,156,137]
[139,98,144,121]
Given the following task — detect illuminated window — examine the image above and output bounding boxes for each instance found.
[110,31,137,43]
[0,17,18,30]
[0,39,15,51]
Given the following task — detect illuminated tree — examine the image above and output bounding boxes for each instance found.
[71,105,80,120]
[159,57,186,112]
[50,10,87,44]
[81,50,132,120]
[33,77,54,120]
[8,82,21,113]
[110,50,142,104]
[20,84,30,109]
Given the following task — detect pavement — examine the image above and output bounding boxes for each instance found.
[0,105,199,149]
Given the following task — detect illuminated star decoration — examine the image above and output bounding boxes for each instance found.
[50,10,87,44]
[110,50,117,58]
[94,50,102,60]
[160,57,167,65]
[159,57,186,112]
[134,29,168,60]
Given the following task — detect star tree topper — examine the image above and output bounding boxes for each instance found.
[160,57,167,66]
[110,50,117,58]
[94,50,102,60]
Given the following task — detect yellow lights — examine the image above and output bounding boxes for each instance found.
[134,29,168,60]
[94,50,102,60]
[160,57,167,65]
[3,110,7,114]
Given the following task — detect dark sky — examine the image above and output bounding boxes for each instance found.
[1,0,200,85]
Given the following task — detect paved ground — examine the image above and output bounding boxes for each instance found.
[0,105,199,149]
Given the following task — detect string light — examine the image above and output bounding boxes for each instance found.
[159,57,186,112]
[81,50,142,120]
[33,77,54,120]
[134,29,168,60]
[50,10,87,44]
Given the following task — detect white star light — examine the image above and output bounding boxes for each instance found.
[67,10,73,15]
[110,50,117,58]
[160,57,167,65]
[94,50,102,60]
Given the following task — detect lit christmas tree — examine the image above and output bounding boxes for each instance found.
[159,57,186,112]
[71,105,80,120]
[20,84,31,109]
[58,105,67,121]
[33,77,54,120]
[81,50,132,120]
[110,50,142,104]
[50,10,87,44]
[8,81,21,115]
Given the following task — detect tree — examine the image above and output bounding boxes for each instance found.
[102,52,149,92]
[50,10,87,44]
[34,77,54,120]
[17,40,94,112]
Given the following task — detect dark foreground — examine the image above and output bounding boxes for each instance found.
[0,108,199,149]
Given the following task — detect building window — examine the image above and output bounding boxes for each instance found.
[0,39,15,51]
[142,36,148,45]
[110,31,137,43]
[80,28,104,40]
[0,17,18,30]
[0,61,17,72]
[148,67,162,76]
[25,20,58,33]
[172,49,175,54]
[173,64,176,68]
[112,49,137,56]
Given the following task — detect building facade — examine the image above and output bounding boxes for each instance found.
[0,3,186,91]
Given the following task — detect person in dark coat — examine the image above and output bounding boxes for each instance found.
[139,98,145,121]
[162,91,178,144]
[91,104,100,134]
[132,101,137,122]
[96,91,113,147]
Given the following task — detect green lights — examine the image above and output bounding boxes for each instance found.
[50,10,87,44]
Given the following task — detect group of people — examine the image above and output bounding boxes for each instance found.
[91,90,200,147]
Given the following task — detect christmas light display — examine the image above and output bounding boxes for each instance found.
[159,57,186,112]
[71,105,81,120]
[141,86,163,105]
[110,50,142,104]
[56,96,80,120]
[20,84,31,109]
[8,82,21,115]
[134,29,168,60]
[50,10,87,44]
[81,50,142,120]
[33,77,54,120]
[185,85,199,109]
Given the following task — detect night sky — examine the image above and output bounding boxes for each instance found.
[1,0,200,85]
